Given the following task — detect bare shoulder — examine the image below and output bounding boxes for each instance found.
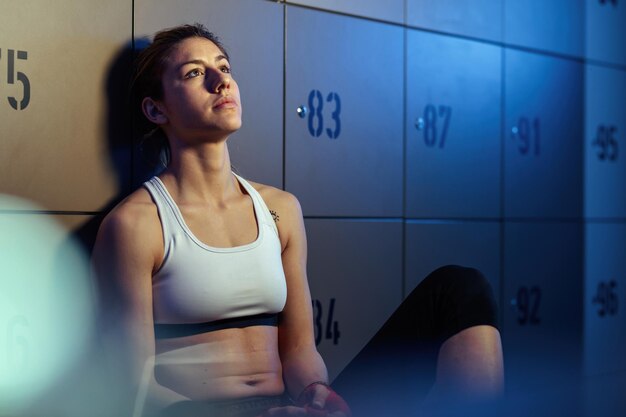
[246,180,303,218]
[246,180,305,249]
[95,187,162,257]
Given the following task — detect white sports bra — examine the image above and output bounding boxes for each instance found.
[143,173,287,337]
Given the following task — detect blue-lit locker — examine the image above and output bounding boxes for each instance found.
[584,223,626,376]
[586,0,626,67]
[404,221,501,308]
[505,0,584,57]
[305,219,403,380]
[285,0,404,24]
[585,64,626,219]
[502,222,584,391]
[285,6,403,217]
[406,29,501,219]
[406,0,502,42]
[504,49,584,219]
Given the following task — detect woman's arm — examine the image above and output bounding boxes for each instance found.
[92,201,188,415]
[272,191,329,400]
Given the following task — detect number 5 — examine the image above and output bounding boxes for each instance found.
[7,49,31,110]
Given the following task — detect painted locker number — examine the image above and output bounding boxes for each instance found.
[592,280,619,317]
[306,90,342,139]
[312,298,341,346]
[514,286,541,325]
[0,48,31,110]
[512,117,541,156]
[415,104,452,148]
[4,315,29,373]
[592,125,618,162]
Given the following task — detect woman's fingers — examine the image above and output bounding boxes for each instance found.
[262,405,309,416]
[309,384,330,409]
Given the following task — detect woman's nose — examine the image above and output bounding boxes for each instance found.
[208,70,230,94]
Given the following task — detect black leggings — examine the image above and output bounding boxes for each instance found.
[332,265,499,417]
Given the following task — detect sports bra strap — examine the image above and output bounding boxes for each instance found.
[154,313,280,339]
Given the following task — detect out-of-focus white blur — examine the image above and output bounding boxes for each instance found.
[0,194,95,415]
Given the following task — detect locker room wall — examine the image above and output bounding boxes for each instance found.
[1,0,625,416]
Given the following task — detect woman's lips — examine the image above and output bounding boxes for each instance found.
[213,97,237,109]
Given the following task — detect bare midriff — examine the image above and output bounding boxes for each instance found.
[154,325,284,401]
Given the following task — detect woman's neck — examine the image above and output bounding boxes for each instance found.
[162,140,239,204]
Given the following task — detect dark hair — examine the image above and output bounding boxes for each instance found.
[131,23,229,169]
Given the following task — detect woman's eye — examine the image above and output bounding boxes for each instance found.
[220,65,232,74]
[185,69,203,79]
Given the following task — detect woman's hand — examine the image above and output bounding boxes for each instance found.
[297,382,351,417]
[259,383,351,416]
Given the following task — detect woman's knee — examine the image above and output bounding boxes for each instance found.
[416,265,499,340]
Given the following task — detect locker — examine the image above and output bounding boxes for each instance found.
[134,0,284,188]
[583,372,626,417]
[0,201,95,415]
[504,0,584,57]
[585,64,626,219]
[586,0,626,67]
[284,0,404,25]
[404,221,501,312]
[504,49,584,219]
[406,30,501,219]
[0,0,131,211]
[406,0,502,42]
[584,223,626,376]
[305,219,403,380]
[285,7,403,216]
[502,222,584,391]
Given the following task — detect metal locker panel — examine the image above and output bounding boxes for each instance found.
[504,0,584,58]
[406,30,501,219]
[305,219,403,380]
[285,7,404,217]
[404,221,501,312]
[504,49,584,219]
[0,0,131,211]
[134,0,284,188]
[586,0,626,67]
[284,0,404,24]
[584,223,626,376]
[585,65,626,219]
[502,222,584,391]
[0,201,97,415]
[583,372,626,417]
[406,0,502,42]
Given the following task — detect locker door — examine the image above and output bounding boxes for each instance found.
[504,50,584,219]
[585,65,626,219]
[305,219,403,380]
[406,30,501,219]
[405,221,501,310]
[406,0,502,42]
[0,0,132,211]
[586,0,626,67]
[0,198,95,415]
[134,0,284,187]
[503,222,584,392]
[504,0,584,57]
[584,223,626,376]
[285,7,403,217]
[285,0,404,25]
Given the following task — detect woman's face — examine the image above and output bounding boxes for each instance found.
[157,36,242,140]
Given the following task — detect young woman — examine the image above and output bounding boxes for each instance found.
[92,23,503,417]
